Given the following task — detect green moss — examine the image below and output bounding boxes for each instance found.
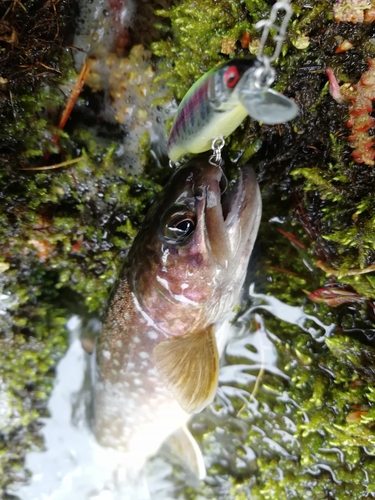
[153,0,275,102]
[0,1,167,491]
[3,0,375,497]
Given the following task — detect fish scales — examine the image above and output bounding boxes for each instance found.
[94,278,187,454]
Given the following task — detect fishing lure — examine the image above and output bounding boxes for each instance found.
[167,0,298,163]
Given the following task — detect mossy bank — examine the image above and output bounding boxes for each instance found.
[2,0,375,498]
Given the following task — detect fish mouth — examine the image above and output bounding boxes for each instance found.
[203,163,261,267]
[220,168,243,225]
[221,165,259,228]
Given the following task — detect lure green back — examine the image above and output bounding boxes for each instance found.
[167,59,259,162]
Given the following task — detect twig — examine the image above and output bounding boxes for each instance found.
[237,331,265,417]
[316,260,375,276]
[19,157,82,171]
[58,59,92,130]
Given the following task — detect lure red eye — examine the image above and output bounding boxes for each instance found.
[224,66,240,88]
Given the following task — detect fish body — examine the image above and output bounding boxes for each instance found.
[167,59,261,162]
[94,157,262,472]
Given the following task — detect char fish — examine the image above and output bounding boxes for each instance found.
[167,58,298,162]
[94,157,262,476]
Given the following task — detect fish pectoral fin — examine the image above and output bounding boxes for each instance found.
[166,425,206,480]
[153,325,219,414]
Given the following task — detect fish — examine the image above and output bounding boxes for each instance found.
[167,58,298,162]
[93,156,262,477]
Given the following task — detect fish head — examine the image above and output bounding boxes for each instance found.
[129,156,262,336]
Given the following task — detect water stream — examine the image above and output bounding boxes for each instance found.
[10,284,337,499]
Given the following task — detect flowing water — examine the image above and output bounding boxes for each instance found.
[9,284,340,499]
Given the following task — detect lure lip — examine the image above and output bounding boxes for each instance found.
[236,67,299,124]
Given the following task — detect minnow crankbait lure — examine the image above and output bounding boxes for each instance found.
[167,58,298,162]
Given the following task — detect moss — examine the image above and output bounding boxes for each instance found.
[0,0,168,491]
[152,0,270,101]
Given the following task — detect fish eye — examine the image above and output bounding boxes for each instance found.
[224,66,240,88]
[161,206,196,243]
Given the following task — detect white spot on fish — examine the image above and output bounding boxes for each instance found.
[132,292,161,330]
[134,378,142,386]
[156,275,169,290]
[139,351,149,359]
[181,283,189,290]
[162,248,170,266]
[173,293,198,305]
[133,337,141,343]
[147,367,158,377]
[206,190,217,208]
[127,362,135,369]
[147,330,158,340]
[157,275,198,304]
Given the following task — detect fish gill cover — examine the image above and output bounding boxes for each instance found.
[1,0,375,498]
